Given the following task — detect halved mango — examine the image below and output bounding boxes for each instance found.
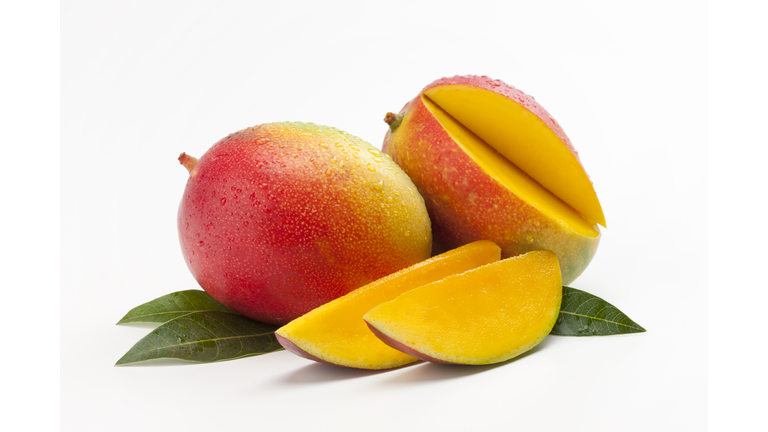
[275,240,501,369]
[364,250,562,365]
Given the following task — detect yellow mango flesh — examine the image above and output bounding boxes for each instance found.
[364,250,562,365]
[275,240,501,369]
[424,85,606,228]
[421,96,598,238]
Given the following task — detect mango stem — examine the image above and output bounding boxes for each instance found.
[178,152,198,174]
[384,112,403,132]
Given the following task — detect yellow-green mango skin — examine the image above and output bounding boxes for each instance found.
[179,122,432,325]
[383,94,599,285]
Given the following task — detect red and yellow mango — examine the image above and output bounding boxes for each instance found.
[178,122,432,325]
[383,75,603,284]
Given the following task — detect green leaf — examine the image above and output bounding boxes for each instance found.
[117,290,236,324]
[551,286,646,336]
[115,311,282,365]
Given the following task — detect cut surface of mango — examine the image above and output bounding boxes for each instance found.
[275,240,501,369]
[421,96,598,238]
[424,84,606,228]
[364,250,562,365]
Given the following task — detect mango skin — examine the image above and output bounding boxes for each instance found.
[178,122,432,325]
[383,78,599,284]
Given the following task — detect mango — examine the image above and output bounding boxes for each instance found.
[383,75,603,284]
[177,122,432,325]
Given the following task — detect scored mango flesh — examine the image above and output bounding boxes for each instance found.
[275,240,501,370]
[364,250,562,365]
[424,84,606,228]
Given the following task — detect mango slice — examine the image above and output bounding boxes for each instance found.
[364,250,562,365]
[275,240,501,369]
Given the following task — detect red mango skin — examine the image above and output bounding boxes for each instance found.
[178,122,432,325]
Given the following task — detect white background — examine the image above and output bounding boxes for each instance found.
[3,0,763,430]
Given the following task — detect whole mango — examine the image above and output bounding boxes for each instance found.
[178,122,432,325]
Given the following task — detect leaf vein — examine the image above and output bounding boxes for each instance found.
[559,310,644,330]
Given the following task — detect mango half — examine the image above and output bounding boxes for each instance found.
[364,250,562,365]
[383,75,603,284]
